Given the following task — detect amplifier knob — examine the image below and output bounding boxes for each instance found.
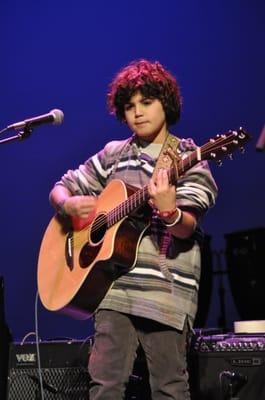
[243,342,249,350]
[231,342,239,350]
[219,342,228,351]
[200,343,209,352]
[257,341,265,350]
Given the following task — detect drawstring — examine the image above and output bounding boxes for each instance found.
[158,231,174,284]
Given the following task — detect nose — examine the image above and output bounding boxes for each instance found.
[134,104,143,117]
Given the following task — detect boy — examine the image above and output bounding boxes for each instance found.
[50,59,217,399]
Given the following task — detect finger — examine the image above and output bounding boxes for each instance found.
[148,199,155,208]
[157,169,169,190]
[148,179,156,196]
[163,169,170,184]
[155,169,163,187]
[80,197,97,210]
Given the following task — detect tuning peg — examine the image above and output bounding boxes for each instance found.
[221,146,227,152]
[216,160,223,166]
[240,147,245,154]
[228,154,233,160]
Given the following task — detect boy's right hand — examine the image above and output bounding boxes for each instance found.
[63,195,98,219]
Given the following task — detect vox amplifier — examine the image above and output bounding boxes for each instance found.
[6,339,92,400]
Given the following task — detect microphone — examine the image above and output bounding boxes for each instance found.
[6,109,64,131]
[256,124,265,152]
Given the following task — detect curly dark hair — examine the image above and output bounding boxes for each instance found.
[107,59,182,126]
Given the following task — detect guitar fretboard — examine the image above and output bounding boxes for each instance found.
[106,151,198,228]
[107,185,149,227]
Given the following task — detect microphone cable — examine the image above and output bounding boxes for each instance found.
[34,290,45,400]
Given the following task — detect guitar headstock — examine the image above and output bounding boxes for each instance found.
[201,127,251,165]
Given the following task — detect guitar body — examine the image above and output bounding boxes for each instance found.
[37,179,150,319]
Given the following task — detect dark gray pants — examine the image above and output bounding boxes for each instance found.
[88,309,190,400]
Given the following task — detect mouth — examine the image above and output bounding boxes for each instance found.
[135,121,148,126]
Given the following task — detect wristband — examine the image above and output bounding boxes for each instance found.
[155,206,178,219]
[164,208,183,227]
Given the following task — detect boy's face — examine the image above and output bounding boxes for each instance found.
[124,91,167,143]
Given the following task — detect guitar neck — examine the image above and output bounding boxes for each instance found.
[107,149,199,227]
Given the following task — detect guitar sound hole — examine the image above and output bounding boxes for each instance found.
[90,213,107,245]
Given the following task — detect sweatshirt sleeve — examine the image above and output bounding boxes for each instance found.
[54,146,111,196]
[53,139,128,196]
[176,138,218,215]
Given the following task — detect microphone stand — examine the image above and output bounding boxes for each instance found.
[0,125,32,144]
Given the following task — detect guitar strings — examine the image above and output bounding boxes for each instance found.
[70,186,150,247]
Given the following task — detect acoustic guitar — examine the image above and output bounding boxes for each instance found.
[37,128,250,319]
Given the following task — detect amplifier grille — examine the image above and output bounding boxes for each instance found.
[7,366,89,399]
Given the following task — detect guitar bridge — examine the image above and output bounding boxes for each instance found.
[65,231,73,271]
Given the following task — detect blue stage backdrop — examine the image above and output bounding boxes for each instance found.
[1,1,264,341]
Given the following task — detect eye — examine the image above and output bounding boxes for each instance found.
[124,104,133,111]
[142,98,153,106]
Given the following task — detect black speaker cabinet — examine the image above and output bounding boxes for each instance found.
[225,227,265,320]
[189,333,265,400]
[6,339,92,400]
